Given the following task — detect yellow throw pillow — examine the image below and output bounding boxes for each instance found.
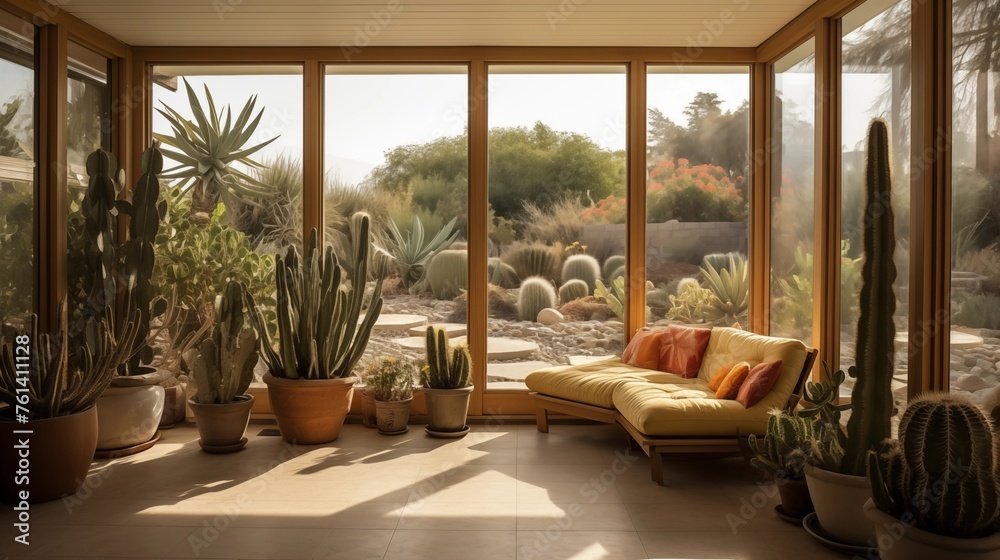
[715,361,752,400]
[708,362,736,392]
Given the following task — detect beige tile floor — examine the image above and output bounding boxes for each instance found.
[1,422,848,560]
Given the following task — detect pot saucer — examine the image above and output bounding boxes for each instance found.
[775,504,810,525]
[425,425,471,438]
[378,427,409,436]
[803,512,879,557]
[94,431,161,459]
[200,437,248,454]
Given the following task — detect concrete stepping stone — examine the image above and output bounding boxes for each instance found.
[393,336,538,361]
[895,330,983,350]
[568,355,617,366]
[486,361,553,382]
[407,323,468,338]
[368,314,428,332]
[487,381,529,391]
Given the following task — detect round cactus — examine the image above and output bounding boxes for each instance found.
[427,250,468,300]
[517,277,557,322]
[558,279,589,304]
[561,254,601,292]
[503,244,558,282]
[488,258,520,289]
[602,255,625,281]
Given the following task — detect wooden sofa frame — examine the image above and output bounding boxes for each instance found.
[532,347,818,485]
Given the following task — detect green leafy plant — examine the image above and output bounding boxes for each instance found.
[594,276,626,321]
[561,254,601,293]
[773,244,814,334]
[700,252,749,325]
[421,326,471,389]
[559,279,589,304]
[518,277,557,322]
[186,281,259,405]
[426,249,468,300]
[377,215,459,290]
[365,357,416,401]
[666,279,713,324]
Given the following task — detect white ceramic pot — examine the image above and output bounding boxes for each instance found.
[96,385,165,450]
[804,463,874,546]
[863,499,1000,560]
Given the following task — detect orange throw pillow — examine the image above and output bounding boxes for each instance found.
[736,360,784,408]
[658,325,712,377]
[708,362,736,392]
[715,362,752,400]
[622,328,668,370]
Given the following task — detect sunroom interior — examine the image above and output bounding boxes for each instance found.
[0,0,997,558]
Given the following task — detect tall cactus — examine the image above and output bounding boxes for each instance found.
[421,326,471,389]
[186,281,259,404]
[868,395,1000,538]
[518,277,557,322]
[78,149,120,342]
[841,119,898,476]
[248,217,385,380]
[561,255,601,292]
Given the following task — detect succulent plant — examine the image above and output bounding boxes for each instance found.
[797,364,851,471]
[247,216,385,380]
[702,253,734,273]
[868,394,1000,538]
[488,258,520,289]
[186,281,259,404]
[78,149,120,331]
[365,357,415,402]
[602,255,626,281]
[595,276,626,321]
[749,410,823,481]
[558,279,589,304]
[503,244,558,282]
[376,215,459,290]
[561,254,601,292]
[427,249,468,300]
[700,252,749,325]
[421,326,471,389]
[518,277,557,322]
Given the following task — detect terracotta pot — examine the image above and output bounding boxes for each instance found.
[0,406,98,503]
[359,388,377,429]
[863,499,1000,560]
[804,463,874,546]
[263,373,355,444]
[776,479,814,519]
[423,386,472,434]
[95,384,165,450]
[189,395,254,448]
[159,384,187,428]
[375,398,412,435]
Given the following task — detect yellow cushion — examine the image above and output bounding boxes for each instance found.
[525,358,696,408]
[613,381,772,436]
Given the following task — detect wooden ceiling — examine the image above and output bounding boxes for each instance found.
[59,0,816,48]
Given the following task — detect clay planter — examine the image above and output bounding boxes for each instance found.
[359,388,377,429]
[263,373,356,444]
[189,395,254,449]
[863,499,1000,560]
[423,386,473,434]
[776,479,814,519]
[95,384,165,451]
[375,398,412,435]
[159,384,187,429]
[804,463,874,546]
[0,406,98,503]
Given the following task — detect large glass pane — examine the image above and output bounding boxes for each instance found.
[487,66,626,389]
[0,11,35,329]
[151,66,303,371]
[770,42,816,343]
[646,66,750,329]
[841,0,911,400]
[951,2,1000,399]
[324,65,468,370]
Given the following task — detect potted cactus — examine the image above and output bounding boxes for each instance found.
[864,395,1000,559]
[748,410,828,520]
[186,281,259,452]
[365,357,416,435]
[421,325,472,437]
[247,214,385,445]
[0,303,138,503]
[802,119,898,546]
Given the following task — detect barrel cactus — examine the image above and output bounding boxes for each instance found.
[488,258,520,289]
[561,254,601,292]
[868,394,1000,538]
[186,281,259,404]
[504,244,558,282]
[421,326,471,389]
[518,277,557,322]
[427,249,468,300]
[603,255,625,281]
[558,279,589,304]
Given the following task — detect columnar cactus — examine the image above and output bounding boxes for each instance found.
[602,255,625,281]
[247,216,385,380]
[561,254,601,292]
[504,245,558,282]
[749,411,822,481]
[518,277,557,322]
[427,249,468,300]
[79,149,121,345]
[558,279,589,304]
[186,281,259,404]
[868,395,1000,538]
[421,326,471,389]
[488,258,520,289]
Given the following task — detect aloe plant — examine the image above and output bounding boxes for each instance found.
[376,215,459,290]
[154,79,278,217]
[700,253,749,325]
[186,281,259,404]
[595,276,626,321]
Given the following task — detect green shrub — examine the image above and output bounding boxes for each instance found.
[427,249,468,300]
[522,195,589,245]
[561,254,601,292]
[602,255,625,281]
[518,277,556,322]
[559,279,589,304]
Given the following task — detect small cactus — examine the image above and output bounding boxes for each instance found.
[602,255,625,281]
[427,250,468,300]
[749,410,824,481]
[488,258,520,289]
[504,244,558,282]
[421,326,471,389]
[868,394,1000,538]
[518,277,557,322]
[186,281,259,404]
[558,279,589,304]
[561,254,601,293]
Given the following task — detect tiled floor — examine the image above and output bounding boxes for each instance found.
[1,422,847,559]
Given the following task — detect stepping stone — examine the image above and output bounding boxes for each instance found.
[894,331,983,351]
[368,314,427,332]
[407,323,467,338]
[487,381,529,391]
[568,355,616,366]
[486,361,553,382]
[392,336,537,361]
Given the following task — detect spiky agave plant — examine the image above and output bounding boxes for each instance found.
[700,253,749,325]
[376,215,459,290]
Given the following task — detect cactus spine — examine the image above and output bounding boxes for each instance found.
[186,281,259,404]
[561,254,601,292]
[518,277,557,321]
[558,279,589,304]
[427,249,468,300]
[749,411,821,481]
[421,326,471,389]
[841,119,897,476]
[504,245,558,282]
[603,255,625,281]
[247,215,385,380]
[868,395,1000,538]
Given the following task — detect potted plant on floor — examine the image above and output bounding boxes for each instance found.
[421,325,472,437]
[801,119,898,547]
[366,357,416,435]
[864,394,1000,559]
[356,369,378,429]
[748,409,829,520]
[0,303,138,503]
[186,281,259,453]
[247,214,385,445]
